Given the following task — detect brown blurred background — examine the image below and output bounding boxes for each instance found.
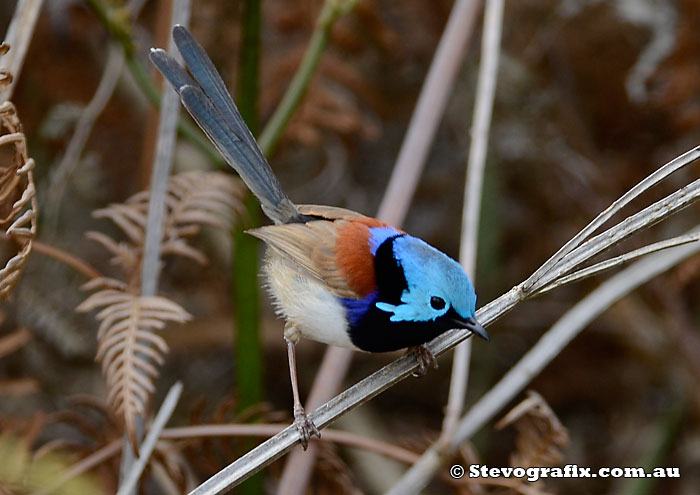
[1,0,700,493]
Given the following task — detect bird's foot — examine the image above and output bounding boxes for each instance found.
[410,345,438,377]
[293,404,321,450]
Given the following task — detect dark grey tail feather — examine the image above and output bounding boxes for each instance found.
[148,26,301,224]
[148,48,195,91]
[171,26,263,164]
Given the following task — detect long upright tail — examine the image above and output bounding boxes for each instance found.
[149,25,302,224]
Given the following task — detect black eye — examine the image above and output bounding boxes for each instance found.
[430,296,446,310]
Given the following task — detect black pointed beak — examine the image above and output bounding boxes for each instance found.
[453,316,489,341]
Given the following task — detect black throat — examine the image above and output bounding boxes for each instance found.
[347,235,457,353]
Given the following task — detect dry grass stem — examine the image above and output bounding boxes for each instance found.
[52,421,422,493]
[376,0,481,227]
[27,239,103,279]
[0,0,43,102]
[444,0,501,443]
[116,381,183,495]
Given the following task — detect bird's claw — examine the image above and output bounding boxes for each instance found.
[293,405,320,450]
[411,345,438,377]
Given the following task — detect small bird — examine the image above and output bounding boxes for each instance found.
[150,26,488,449]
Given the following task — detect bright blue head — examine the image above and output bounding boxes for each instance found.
[345,233,489,353]
[375,235,477,324]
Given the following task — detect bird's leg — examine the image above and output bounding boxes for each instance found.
[284,326,320,450]
[409,344,439,377]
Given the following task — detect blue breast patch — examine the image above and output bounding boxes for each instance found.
[341,290,378,327]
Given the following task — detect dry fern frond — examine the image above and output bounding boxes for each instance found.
[165,171,244,232]
[85,231,141,277]
[89,170,244,276]
[153,170,245,262]
[76,288,191,445]
[80,275,129,293]
[0,47,38,301]
[496,390,570,469]
[78,171,239,445]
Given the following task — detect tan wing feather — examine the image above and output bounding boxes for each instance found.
[297,204,372,221]
[247,220,357,298]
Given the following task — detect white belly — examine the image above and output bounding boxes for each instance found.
[263,252,360,350]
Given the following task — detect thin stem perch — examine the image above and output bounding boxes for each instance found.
[443,0,501,442]
[188,145,700,494]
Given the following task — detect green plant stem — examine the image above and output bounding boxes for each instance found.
[233,1,264,493]
[231,198,262,495]
[83,0,133,55]
[237,0,261,135]
[257,0,360,155]
[233,0,263,413]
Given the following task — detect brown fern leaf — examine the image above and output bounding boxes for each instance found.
[80,276,129,292]
[84,231,141,276]
[158,171,245,262]
[89,171,244,274]
[92,202,148,245]
[76,288,191,445]
[166,171,244,229]
[496,390,570,469]
[0,51,38,301]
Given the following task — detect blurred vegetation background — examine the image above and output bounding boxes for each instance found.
[1,0,699,493]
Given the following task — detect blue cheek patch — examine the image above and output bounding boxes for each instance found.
[342,291,378,327]
[375,301,414,322]
[376,289,447,322]
[368,226,402,255]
